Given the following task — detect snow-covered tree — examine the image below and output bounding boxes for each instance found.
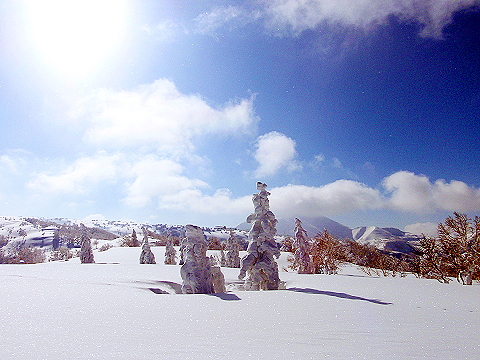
[79,224,95,264]
[181,225,225,294]
[131,229,140,247]
[225,230,241,268]
[290,218,313,274]
[239,182,281,290]
[218,249,226,267]
[140,227,156,264]
[164,234,177,265]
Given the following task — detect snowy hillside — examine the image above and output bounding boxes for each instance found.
[237,216,353,238]
[1,215,421,255]
[352,226,420,253]
[1,246,478,359]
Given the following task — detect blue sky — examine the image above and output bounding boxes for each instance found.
[0,0,479,233]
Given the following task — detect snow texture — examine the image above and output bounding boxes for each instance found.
[239,182,281,290]
[1,247,479,359]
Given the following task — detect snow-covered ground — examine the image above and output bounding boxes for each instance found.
[1,247,479,359]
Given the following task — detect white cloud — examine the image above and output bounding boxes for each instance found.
[254,131,301,177]
[269,180,384,217]
[160,188,251,215]
[314,154,325,163]
[262,0,479,38]
[28,153,121,194]
[142,19,181,42]
[73,78,257,156]
[383,171,480,213]
[194,6,245,35]
[124,155,208,207]
[0,155,19,173]
[404,222,439,237]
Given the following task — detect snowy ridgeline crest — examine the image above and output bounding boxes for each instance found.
[239,182,281,290]
[180,225,225,294]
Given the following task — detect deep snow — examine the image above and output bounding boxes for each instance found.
[1,247,479,359]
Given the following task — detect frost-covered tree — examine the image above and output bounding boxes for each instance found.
[290,218,313,274]
[131,229,140,247]
[239,182,280,290]
[218,250,226,267]
[181,225,224,294]
[164,234,177,265]
[79,224,95,264]
[225,230,241,268]
[210,258,226,293]
[140,227,156,264]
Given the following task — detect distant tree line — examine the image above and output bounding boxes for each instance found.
[286,212,480,285]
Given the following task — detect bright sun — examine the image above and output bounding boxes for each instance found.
[26,0,128,78]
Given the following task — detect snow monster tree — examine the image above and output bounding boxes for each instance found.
[164,233,177,265]
[239,182,280,290]
[79,224,95,264]
[181,224,225,294]
[225,230,241,268]
[139,227,156,264]
[292,218,312,274]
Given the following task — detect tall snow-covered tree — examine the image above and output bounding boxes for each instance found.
[225,230,240,268]
[164,234,177,265]
[131,229,140,247]
[139,227,156,264]
[79,224,95,264]
[239,182,281,290]
[290,218,313,274]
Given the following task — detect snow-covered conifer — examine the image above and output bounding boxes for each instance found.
[164,234,177,265]
[292,218,312,274]
[79,224,95,264]
[139,227,156,264]
[239,182,280,290]
[225,230,241,268]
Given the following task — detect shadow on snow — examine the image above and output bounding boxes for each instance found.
[287,287,392,305]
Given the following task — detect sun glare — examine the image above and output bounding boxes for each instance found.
[27,0,128,78]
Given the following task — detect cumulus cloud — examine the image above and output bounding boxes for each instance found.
[383,171,480,213]
[73,78,257,156]
[262,0,479,38]
[254,131,301,177]
[269,180,384,217]
[124,155,208,207]
[404,222,439,237]
[160,188,251,215]
[28,153,121,194]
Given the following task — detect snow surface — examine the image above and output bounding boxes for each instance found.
[1,247,479,359]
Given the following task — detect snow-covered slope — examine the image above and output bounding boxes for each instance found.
[237,216,353,239]
[352,226,419,252]
[0,247,478,359]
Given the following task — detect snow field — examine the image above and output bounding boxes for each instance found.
[0,247,479,359]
